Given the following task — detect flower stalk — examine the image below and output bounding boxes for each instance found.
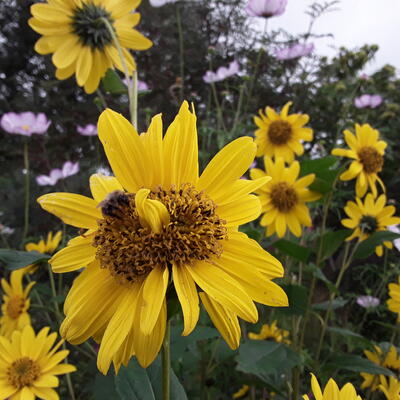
[22,139,30,243]
[162,320,171,400]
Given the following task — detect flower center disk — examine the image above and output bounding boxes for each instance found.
[71,2,114,49]
[267,120,293,145]
[358,146,383,174]
[6,296,25,319]
[360,215,378,235]
[7,357,41,389]
[270,182,298,212]
[93,184,227,284]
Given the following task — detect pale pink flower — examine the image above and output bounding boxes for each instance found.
[359,73,369,80]
[1,112,51,136]
[203,61,240,83]
[275,43,314,60]
[354,94,383,109]
[246,0,287,18]
[62,161,80,178]
[149,0,176,6]
[356,295,380,308]
[36,169,63,186]
[77,124,97,136]
[138,80,149,92]
[389,225,400,251]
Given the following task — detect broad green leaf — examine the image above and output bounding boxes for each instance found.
[353,231,400,259]
[308,265,338,295]
[102,69,127,95]
[277,284,309,316]
[317,230,351,260]
[0,249,50,270]
[94,373,120,400]
[313,298,347,311]
[240,226,262,242]
[327,327,365,339]
[300,156,338,176]
[274,239,312,263]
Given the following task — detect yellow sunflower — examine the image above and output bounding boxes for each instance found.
[361,345,400,390]
[37,102,288,374]
[379,376,400,400]
[248,320,290,344]
[250,157,321,238]
[254,101,313,163]
[0,325,76,399]
[23,231,62,275]
[0,270,35,339]
[232,384,250,399]
[332,123,387,197]
[303,374,362,400]
[387,277,400,320]
[29,0,152,93]
[342,193,400,256]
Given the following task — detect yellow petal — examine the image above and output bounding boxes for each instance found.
[90,174,124,203]
[76,46,93,86]
[52,35,81,69]
[117,28,153,50]
[217,194,261,227]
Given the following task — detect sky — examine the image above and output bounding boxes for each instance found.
[266,0,400,74]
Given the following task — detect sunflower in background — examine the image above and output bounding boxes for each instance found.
[248,320,291,344]
[379,376,400,400]
[23,231,62,275]
[0,270,35,338]
[254,101,313,163]
[332,124,386,197]
[0,325,76,399]
[232,384,250,399]
[29,0,152,93]
[37,102,288,374]
[250,157,321,238]
[341,194,400,256]
[387,277,400,321]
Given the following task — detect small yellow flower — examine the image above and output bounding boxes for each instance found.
[232,384,250,399]
[29,0,152,93]
[248,320,290,344]
[250,157,321,237]
[361,345,400,391]
[332,124,386,197]
[0,325,76,399]
[0,270,35,339]
[254,101,313,163]
[379,376,400,400]
[342,194,400,256]
[387,277,400,320]
[303,374,362,400]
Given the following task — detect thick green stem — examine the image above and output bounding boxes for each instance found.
[101,17,137,128]
[22,140,30,243]
[162,320,171,400]
[176,5,185,103]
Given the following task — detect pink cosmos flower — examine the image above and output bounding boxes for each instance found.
[77,124,97,136]
[62,161,80,178]
[356,295,380,308]
[203,61,240,84]
[138,80,149,92]
[246,0,287,18]
[389,225,400,251]
[36,161,80,186]
[354,94,383,109]
[0,112,51,136]
[275,43,314,60]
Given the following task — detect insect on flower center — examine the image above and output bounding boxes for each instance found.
[93,184,227,285]
[6,295,25,319]
[267,120,293,145]
[7,357,41,388]
[360,215,378,235]
[270,182,298,213]
[71,2,114,50]
[358,146,384,174]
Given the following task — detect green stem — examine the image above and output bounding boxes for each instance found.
[22,139,30,243]
[229,83,246,137]
[162,320,171,400]
[210,82,227,133]
[101,17,137,128]
[96,88,108,109]
[26,275,53,327]
[176,5,185,103]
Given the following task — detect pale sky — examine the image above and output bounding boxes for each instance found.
[266,0,400,73]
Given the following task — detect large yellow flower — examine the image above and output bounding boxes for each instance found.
[254,101,313,163]
[24,231,62,275]
[29,0,152,93]
[248,320,290,344]
[342,193,400,256]
[303,374,362,400]
[332,124,386,197]
[361,345,400,390]
[387,277,400,319]
[0,325,76,399]
[0,270,35,339]
[37,102,288,374]
[250,157,321,238]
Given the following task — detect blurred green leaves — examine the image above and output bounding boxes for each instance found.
[0,249,50,270]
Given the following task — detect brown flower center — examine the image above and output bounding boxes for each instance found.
[7,357,41,388]
[93,184,227,285]
[270,182,298,213]
[6,296,25,319]
[267,120,292,145]
[360,215,378,235]
[358,146,383,174]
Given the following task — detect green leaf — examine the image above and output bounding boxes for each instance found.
[94,373,120,400]
[115,357,187,400]
[327,327,364,339]
[0,249,50,270]
[102,69,127,95]
[327,354,395,376]
[240,226,262,242]
[313,298,347,310]
[353,231,400,259]
[317,230,351,260]
[277,284,309,316]
[300,156,337,176]
[308,265,338,295]
[274,239,312,263]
